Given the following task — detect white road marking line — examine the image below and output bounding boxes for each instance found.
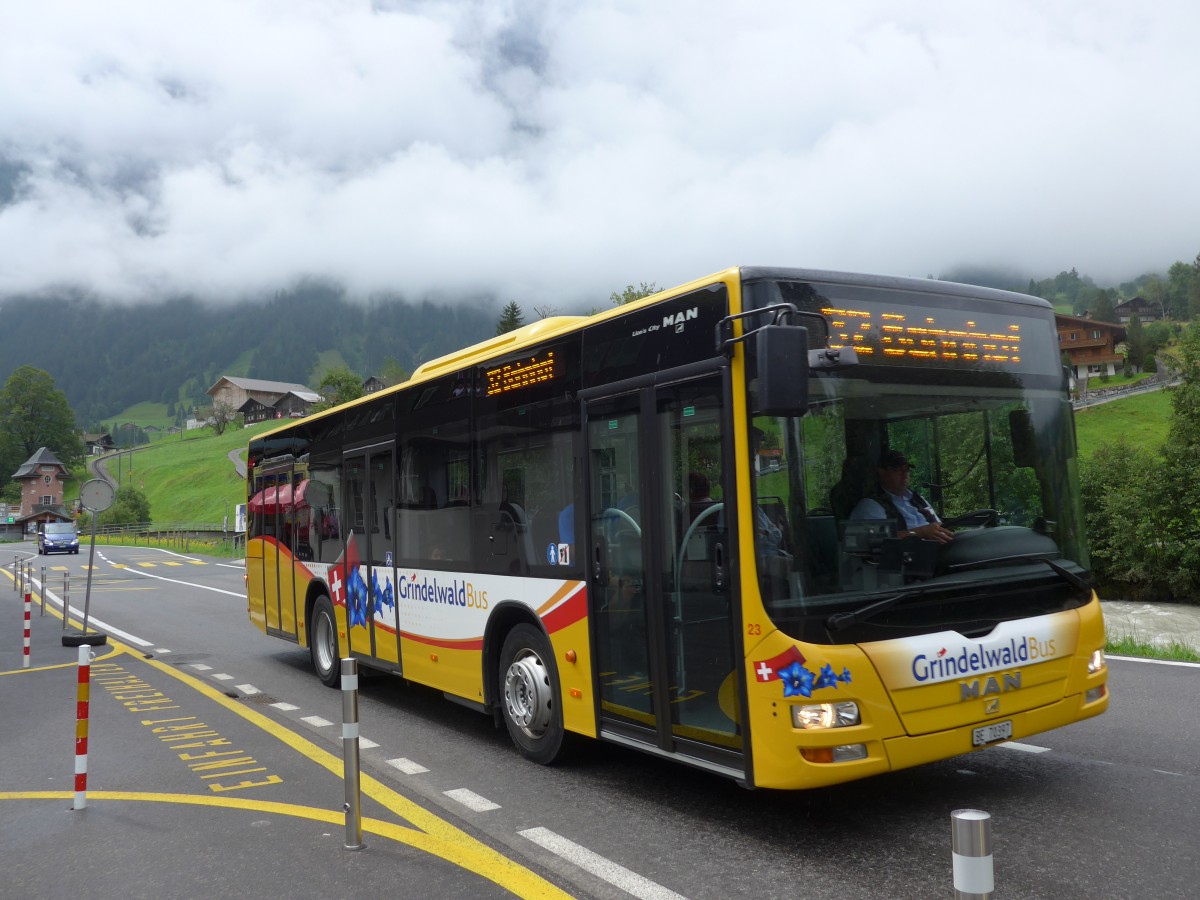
[1107,654,1200,669]
[154,648,171,654]
[189,664,213,671]
[387,758,429,775]
[359,737,380,749]
[301,716,333,727]
[998,741,1051,754]
[236,684,260,695]
[213,673,234,681]
[444,788,500,812]
[518,827,686,900]
[94,552,243,597]
[270,702,300,711]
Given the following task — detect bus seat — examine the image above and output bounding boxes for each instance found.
[830,455,873,525]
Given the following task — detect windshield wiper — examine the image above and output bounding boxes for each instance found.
[826,582,980,634]
[946,554,1091,595]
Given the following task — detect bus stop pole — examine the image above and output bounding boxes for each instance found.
[341,657,365,850]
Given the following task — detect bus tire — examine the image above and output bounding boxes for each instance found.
[498,624,565,765]
[310,595,341,688]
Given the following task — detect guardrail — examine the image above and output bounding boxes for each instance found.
[83,523,245,556]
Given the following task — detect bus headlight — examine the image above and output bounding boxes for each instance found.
[792,701,860,729]
[1088,649,1105,674]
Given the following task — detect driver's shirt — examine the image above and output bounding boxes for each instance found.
[850,489,939,529]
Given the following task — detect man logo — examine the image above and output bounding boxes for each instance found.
[960,671,1021,702]
[664,307,699,333]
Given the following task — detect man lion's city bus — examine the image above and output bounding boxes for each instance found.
[244,267,1108,790]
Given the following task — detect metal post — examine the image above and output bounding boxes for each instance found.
[40,566,46,616]
[341,657,365,850]
[62,571,70,631]
[22,588,32,668]
[74,645,93,811]
[951,809,994,899]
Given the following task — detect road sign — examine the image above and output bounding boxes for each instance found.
[80,479,116,512]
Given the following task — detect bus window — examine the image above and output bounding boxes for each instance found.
[390,371,473,569]
[472,402,577,576]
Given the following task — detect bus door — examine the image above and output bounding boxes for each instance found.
[585,372,744,774]
[253,466,295,640]
[342,444,400,667]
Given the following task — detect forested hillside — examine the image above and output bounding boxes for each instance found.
[5,254,1200,424]
[0,284,496,422]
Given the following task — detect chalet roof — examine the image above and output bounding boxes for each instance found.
[238,397,273,412]
[1113,296,1157,312]
[1054,314,1124,331]
[208,375,315,397]
[272,390,320,407]
[12,447,67,479]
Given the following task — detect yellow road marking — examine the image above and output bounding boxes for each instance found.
[1,635,569,899]
[0,791,567,895]
[138,562,158,568]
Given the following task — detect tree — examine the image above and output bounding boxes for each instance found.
[210,400,238,436]
[0,366,86,490]
[379,358,410,387]
[1124,314,1145,374]
[532,304,560,319]
[610,282,660,306]
[310,366,364,412]
[1188,253,1200,321]
[1165,261,1193,319]
[1091,287,1118,324]
[496,301,524,335]
[99,484,152,527]
[1154,323,1200,595]
[1142,275,1168,319]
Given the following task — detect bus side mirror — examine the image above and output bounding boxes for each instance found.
[758,325,809,416]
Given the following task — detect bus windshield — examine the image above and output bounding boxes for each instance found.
[745,278,1089,645]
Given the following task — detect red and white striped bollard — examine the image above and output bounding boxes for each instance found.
[74,645,93,810]
[23,586,32,668]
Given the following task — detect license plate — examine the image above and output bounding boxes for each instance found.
[972,720,1013,746]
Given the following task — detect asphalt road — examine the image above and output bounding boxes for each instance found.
[3,541,1198,899]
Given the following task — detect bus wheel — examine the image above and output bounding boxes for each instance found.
[499,624,565,764]
[310,595,341,688]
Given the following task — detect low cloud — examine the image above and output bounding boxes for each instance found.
[2,1,1198,307]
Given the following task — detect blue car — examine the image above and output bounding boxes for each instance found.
[38,522,80,555]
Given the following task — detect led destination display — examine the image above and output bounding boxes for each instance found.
[823,305,1023,366]
[485,350,561,396]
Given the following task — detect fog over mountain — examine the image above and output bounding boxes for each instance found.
[2,2,1198,309]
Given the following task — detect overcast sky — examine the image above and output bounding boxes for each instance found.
[2,1,1197,308]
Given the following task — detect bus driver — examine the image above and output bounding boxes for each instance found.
[850,450,954,544]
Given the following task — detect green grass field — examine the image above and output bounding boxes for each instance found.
[76,421,277,524]
[1073,389,1173,458]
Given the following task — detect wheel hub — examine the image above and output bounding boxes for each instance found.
[315,613,335,673]
[504,651,552,738]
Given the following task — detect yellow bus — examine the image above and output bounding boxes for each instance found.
[245,266,1108,789]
